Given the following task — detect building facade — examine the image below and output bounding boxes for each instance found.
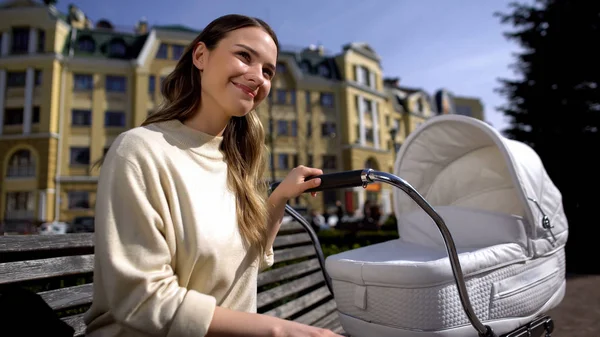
[0,1,486,228]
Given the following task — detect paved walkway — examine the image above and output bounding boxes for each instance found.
[546,274,600,336]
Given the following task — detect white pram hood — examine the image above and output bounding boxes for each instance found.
[392,115,568,257]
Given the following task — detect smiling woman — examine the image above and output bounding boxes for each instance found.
[84,14,340,337]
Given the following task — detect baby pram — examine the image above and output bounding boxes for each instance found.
[271,115,567,337]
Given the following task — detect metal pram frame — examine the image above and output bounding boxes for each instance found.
[270,169,556,337]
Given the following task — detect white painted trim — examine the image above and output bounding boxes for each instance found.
[359,96,366,146]
[1,31,9,56]
[53,66,67,222]
[0,132,59,140]
[341,144,389,153]
[23,67,34,134]
[0,70,5,136]
[136,29,156,67]
[373,101,380,149]
[0,52,63,65]
[66,57,135,70]
[57,176,99,183]
[28,27,37,54]
[38,189,46,221]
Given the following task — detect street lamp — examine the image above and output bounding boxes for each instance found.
[389,127,401,157]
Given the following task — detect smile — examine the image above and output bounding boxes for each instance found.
[232,82,256,98]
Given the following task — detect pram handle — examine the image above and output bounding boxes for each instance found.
[269,169,368,192]
[269,169,496,337]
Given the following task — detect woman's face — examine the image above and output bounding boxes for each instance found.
[193,27,278,118]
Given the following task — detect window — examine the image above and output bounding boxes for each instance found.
[277,120,288,136]
[276,63,287,74]
[305,91,311,112]
[7,150,35,178]
[7,72,26,87]
[278,154,289,169]
[11,27,29,54]
[416,99,423,113]
[300,62,311,73]
[4,108,23,125]
[306,121,312,137]
[156,43,168,59]
[291,120,298,137]
[77,36,95,52]
[5,192,34,219]
[320,93,334,107]
[307,155,313,167]
[322,155,337,169]
[318,64,330,77]
[456,106,473,117]
[68,191,90,209]
[70,147,90,166]
[290,91,296,105]
[276,89,287,104]
[74,74,93,91]
[148,75,155,94]
[105,75,126,92]
[32,106,40,124]
[321,122,336,137]
[172,45,184,60]
[35,70,42,86]
[105,111,126,127]
[109,41,127,57]
[366,128,374,142]
[37,30,45,53]
[72,110,92,126]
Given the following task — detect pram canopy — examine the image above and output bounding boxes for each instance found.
[392,115,568,257]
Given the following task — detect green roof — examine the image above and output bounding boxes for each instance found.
[63,28,148,59]
[154,24,201,34]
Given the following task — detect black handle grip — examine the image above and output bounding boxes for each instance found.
[270,169,366,193]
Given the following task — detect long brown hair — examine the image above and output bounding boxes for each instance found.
[147,15,279,254]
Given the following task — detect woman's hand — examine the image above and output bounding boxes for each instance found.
[271,165,323,203]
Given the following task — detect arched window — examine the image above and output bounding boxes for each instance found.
[7,149,36,177]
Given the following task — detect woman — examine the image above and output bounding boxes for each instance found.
[84,14,343,337]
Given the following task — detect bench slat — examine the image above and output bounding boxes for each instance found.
[273,233,311,248]
[294,299,337,325]
[62,313,86,337]
[258,258,320,287]
[0,233,94,253]
[273,245,315,264]
[39,283,94,311]
[278,222,304,233]
[0,254,94,285]
[257,271,324,308]
[262,285,331,319]
[313,310,341,330]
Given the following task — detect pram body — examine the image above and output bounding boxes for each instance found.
[322,115,568,336]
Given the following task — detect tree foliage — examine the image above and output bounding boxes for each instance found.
[496,0,600,272]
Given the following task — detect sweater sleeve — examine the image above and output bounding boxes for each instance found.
[94,152,216,337]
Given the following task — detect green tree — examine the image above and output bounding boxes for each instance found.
[496,0,600,273]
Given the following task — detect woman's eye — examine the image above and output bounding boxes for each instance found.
[238,51,251,61]
[263,69,274,79]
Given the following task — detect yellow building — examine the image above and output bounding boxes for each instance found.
[0,1,486,229]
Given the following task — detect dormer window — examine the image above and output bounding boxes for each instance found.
[77,36,95,53]
[275,63,286,74]
[318,64,330,78]
[109,40,126,57]
[300,61,311,73]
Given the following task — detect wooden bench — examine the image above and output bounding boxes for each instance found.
[0,221,346,336]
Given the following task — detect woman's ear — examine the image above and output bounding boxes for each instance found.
[192,42,208,71]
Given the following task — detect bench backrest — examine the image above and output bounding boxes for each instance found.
[0,221,344,336]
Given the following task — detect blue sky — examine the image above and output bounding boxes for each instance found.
[57,0,523,132]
